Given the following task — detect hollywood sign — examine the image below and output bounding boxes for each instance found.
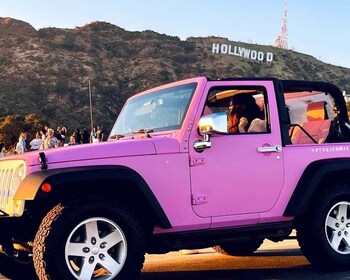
[212,43,274,62]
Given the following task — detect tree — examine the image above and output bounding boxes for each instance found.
[0,114,48,147]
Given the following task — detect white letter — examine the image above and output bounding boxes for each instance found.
[221,44,228,54]
[266,52,274,62]
[257,52,264,61]
[238,47,245,57]
[233,46,240,56]
[243,48,251,58]
[212,43,220,54]
[228,45,234,55]
[251,50,257,60]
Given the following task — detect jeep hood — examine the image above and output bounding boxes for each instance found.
[9,137,181,167]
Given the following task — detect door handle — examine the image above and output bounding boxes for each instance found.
[257,145,282,153]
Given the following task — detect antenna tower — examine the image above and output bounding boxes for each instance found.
[274,0,288,49]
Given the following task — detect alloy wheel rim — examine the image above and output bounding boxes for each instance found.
[65,217,127,279]
[325,201,350,255]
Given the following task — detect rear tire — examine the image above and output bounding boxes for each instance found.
[297,184,350,271]
[33,199,146,280]
[213,239,263,256]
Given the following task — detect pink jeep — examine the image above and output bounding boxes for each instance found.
[0,77,350,279]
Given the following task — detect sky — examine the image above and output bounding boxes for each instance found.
[1,0,350,68]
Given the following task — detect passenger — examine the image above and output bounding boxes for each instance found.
[227,94,264,133]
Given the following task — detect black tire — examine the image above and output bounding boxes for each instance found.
[0,250,36,280]
[213,239,263,256]
[33,199,146,280]
[297,184,350,271]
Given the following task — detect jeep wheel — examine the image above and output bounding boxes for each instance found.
[213,239,263,256]
[33,201,146,280]
[297,184,350,270]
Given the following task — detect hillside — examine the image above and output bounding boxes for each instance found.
[0,17,349,133]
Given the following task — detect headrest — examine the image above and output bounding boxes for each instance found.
[307,101,328,121]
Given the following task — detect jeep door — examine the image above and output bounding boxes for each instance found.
[189,80,284,222]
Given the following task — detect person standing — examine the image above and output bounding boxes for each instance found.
[97,125,104,142]
[90,127,98,143]
[0,142,5,158]
[82,129,90,144]
[15,132,27,154]
[29,132,43,151]
[40,128,46,141]
[68,135,77,146]
[60,127,67,144]
[44,125,50,137]
[55,127,63,147]
[75,129,82,144]
[42,128,59,149]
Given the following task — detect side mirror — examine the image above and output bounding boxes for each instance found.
[198,112,228,135]
[194,112,227,152]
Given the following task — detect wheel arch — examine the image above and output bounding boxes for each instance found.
[14,165,172,229]
[284,158,350,217]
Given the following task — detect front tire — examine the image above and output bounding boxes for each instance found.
[33,200,146,280]
[297,184,350,271]
[0,245,35,279]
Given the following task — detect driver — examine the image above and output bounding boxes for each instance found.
[227,94,264,133]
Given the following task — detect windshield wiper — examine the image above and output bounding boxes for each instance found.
[132,128,153,138]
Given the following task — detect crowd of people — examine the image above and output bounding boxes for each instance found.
[0,125,105,157]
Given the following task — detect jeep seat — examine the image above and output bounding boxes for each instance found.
[291,101,332,144]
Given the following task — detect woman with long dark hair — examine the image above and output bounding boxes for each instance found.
[228,94,263,133]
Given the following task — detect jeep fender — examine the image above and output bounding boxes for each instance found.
[284,158,350,217]
[14,165,171,229]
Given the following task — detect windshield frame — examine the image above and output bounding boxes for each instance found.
[109,82,197,139]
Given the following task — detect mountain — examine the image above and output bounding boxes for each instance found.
[0,17,349,133]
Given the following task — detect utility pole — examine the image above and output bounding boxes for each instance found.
[88,80,93,132]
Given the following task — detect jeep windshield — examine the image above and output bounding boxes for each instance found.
[109,83,197,138]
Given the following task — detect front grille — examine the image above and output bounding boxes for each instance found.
[0,168,14,205]
[0,159,26,216]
